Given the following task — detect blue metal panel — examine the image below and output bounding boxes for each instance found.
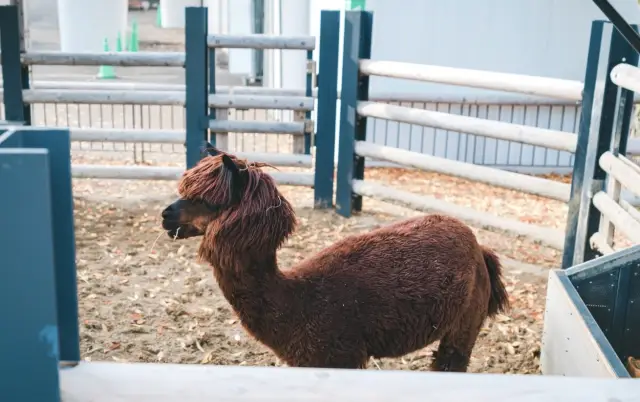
[208,47,218,147]
[572,267,618,337]
[313,10,340,209]
[562,21,605,269]
[335,11,373,217]
[184,7,208,168]
[559,270,630,378]
[567,244,640,369]
[622,263,640,361]
[0,5,30,124]
[304,49,314,155]
[22,129,80,362]
[0,141,62,401]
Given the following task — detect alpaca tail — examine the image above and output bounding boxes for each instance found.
[482,247,510,317]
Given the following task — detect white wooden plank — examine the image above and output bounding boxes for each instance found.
[357,101,578,153]
[359,60,584,101]
[592,191,640,244]
[207,34,316,50]
[599,152,640,199]
[352,179,564,249]
[610,63,640,94]
[59,360,640,401]
[355,141,570,201]
[71,165,314,186]
[21,51,185,66]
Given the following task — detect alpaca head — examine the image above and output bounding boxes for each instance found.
[161,142,297,254]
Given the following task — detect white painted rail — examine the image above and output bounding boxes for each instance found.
[359,60,584,101]
[209,94,314,111]
[209,120,307,135]
[357,101,578,153]
[590,232,616,255]
[22,89,185,105]
[610,63,640,93]
[18,90,314,111]
[20,51,185,67]
[71,165,314,185]
[353,179,565,249]
[207,34,316,50]
[355,141,570,201]
[59,361,640,402]
[70,128,184,143]
[592,191,640,244]
[599,152,640,198]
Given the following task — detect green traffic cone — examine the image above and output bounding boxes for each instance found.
[116,31,123,52]
[97,38,116,79]
[130,19,139,52]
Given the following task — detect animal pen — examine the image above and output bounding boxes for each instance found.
[2,2,640,402]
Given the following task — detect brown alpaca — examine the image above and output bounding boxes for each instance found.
[160,144,510,371]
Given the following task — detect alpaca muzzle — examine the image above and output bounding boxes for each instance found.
[161,199,205,239]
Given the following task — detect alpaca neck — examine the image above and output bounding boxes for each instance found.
[205,241,293,347]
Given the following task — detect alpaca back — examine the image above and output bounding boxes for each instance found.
[287,214,491,359]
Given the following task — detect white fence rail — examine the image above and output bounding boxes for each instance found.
[352,179,565,249]
[20,51,186,67]
[359,60,584,101]
[357,101,578,153]
[207,34,316,50]
[355,141,570,201]
[72,165,314,185]
[610,63,640,94]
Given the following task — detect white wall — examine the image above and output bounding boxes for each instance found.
[226,0,253,75]
[57,0,128,52]
[160,0,201,29]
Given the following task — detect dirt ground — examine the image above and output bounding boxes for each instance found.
[72,167,559,375]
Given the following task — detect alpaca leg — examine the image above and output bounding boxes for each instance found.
[430,313,484,373]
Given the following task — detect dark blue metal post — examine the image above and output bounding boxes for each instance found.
[562,21,604,269]
[208,47,217,146]
[0,5,30,124]
[335,11,373,217]
[304,49,314,155]
[184,7,208,168]
[313,10,340,209]
[0,131,61,402]
[573,26,639,266]
[22,128,80,362]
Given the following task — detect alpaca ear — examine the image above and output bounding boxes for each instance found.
[200,141,220,158]
[221,154,243,204]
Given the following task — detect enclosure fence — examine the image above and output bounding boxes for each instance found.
[0,6,341,206]
[335,12,640,256]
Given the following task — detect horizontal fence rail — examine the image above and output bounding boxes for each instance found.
[208,94,314,111]
[599,152,640,197]
[208,120,308,134]
[69,128,184,143]
[610,63,640,93]
[592,191,640,243]
[359,60,584,101]
[71,165,315,185]
[207,34,316,50]
[357,101,579,153]
[19,51,186,67]
[352,179,565,249]
[355,141,571,201]
[20,89,185,105]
